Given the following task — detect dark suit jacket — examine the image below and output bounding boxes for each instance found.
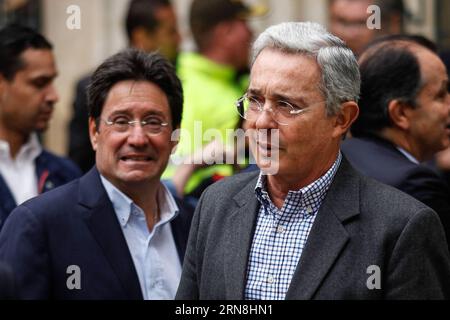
[0,149,82,231]
[68,74,95,173]
[0,167,193,299]
[176,158,450,300]
[342,136,450,247]
[0,262,16,299]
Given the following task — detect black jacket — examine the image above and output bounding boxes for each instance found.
[342,136,450,248]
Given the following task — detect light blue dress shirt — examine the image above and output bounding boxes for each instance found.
[100,175,182,300]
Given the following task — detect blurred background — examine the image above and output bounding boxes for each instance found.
[0,0,449,155]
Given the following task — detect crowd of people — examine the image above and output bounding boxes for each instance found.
[1,0,450,300]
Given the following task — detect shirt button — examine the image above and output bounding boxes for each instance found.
[306,206,313,214]
[276,225,285,234]
[267,276,274,284]
[45,181,54,189]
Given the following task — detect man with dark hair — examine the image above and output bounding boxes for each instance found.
[342,38,450,247]
[125,0,180,64]
[0,24,81,231]
[68,0,180,173]
[329,0,404,56]
[0,49,193,299]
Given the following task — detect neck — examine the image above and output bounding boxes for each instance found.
[380,128,426,162]
[117,180,161,231]
[0,126,29,159]
[266,152,339,209]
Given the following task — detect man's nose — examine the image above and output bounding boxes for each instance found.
[45,84,59,104]
[127,123,149,147]
[254,104,278,129]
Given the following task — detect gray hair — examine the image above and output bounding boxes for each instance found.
[251,22,360,115]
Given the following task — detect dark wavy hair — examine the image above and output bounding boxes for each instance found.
[87,48,183,129]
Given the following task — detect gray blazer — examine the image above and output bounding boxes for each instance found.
[176,158,450,300]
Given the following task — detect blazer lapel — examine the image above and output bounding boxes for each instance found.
[0,174,17,227]
[79,168,143,300]
[170,198,194,264]
[286,158,360,299]
[223,175,260,299]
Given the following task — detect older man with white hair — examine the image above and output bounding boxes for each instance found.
[176,22,450,300]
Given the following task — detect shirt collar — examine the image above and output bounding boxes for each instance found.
[156,182,180,227]
[255,152,342,216]
[100,175,179,228]
[0,133,42,162]
[396,147,420,164]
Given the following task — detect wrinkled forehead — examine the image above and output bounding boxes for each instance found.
[250,48,323,96]
[102,80,170,114]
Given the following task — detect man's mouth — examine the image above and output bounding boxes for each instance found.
[120,155,154,162]
[38,111,53,119]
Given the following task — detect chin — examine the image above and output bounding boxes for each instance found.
[117,170,158,184]
[34,125,47,132]
[254,158,281,175]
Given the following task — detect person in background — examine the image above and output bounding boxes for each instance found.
[328,0,404,56]
[0,24,81,231]
[342,36,450,248]
[163,0,266,201]
[68,0,181,173]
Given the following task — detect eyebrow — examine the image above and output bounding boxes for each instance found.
[247,88,309,105]
[107,109,166,118]
[28,74,57,84]
[437,80,449,93]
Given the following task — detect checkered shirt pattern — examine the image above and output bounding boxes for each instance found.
[244,152,342,300]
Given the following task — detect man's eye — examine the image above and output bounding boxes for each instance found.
[248,95,262,102]
[113,118,129,125]
[246,96,262,108]
[277,101,295,110]
[32,80,49,88]
[436,90,448,101]
[143,118,163,126]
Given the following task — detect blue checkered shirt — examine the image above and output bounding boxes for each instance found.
[244,152,342,300]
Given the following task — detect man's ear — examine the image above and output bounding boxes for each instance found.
[88,117,98,151]
[332,101,359,138]
[387,99,412,131]
[0,74,7,99]
[170,125,180,154]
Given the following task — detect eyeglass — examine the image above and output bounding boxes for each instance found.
[235,93,323,125]
[101,116,169,135]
